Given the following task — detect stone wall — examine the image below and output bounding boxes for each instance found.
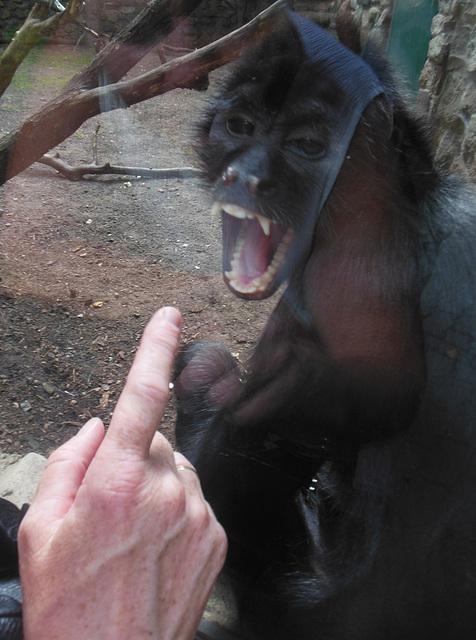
[1,1,474,177]
[83,0,148,39]
[419,0,476,179]
[152,1,339,51]
[0,1,339,47]
[0,0,31,43]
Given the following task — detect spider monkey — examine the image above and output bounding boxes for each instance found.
[175,10,476,640]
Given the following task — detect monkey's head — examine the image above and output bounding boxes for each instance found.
[196,11,387,300]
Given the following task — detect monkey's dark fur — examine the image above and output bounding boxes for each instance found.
[175,12,476,640]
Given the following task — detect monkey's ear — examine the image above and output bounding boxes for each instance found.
[377,95,394,140]
[336,0,361,54]
[364,95,394,141]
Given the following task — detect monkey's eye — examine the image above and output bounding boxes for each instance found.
[226,117,255,137]
[286,137,326,159]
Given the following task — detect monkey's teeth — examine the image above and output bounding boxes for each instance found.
[221,203,248,219]
[216,200,294,294]
[211,202,222,217]
[257,215,271,236]
[213,202,272,236]
[225,227,294,295]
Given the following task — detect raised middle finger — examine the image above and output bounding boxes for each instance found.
[102,306,182,459]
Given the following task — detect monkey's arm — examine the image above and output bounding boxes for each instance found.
[229,281,425,457]
[176,293,424,465]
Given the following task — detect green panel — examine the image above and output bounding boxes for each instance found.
[388,0,439,99]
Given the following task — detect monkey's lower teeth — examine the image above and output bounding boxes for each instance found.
[225,227,293,294]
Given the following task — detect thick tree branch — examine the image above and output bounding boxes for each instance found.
[100,0,289,105]
[58,0,205,93]
[0,0,288,185]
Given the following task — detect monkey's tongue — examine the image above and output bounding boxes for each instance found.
[240,218,271,277]
[224,215,293,296]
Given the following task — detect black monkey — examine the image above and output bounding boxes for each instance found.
[175,11,476,640]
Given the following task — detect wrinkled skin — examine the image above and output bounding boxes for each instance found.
[175,17,476,640]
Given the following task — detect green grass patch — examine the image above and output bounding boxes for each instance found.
[7,41,94,95]
[7,45,43,94]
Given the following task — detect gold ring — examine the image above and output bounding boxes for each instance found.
[176,464,198,476]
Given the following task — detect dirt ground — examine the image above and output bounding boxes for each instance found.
[0,43,275,457]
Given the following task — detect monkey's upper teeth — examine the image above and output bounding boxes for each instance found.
[257,216,271,236]
[221,203,248,219]
[211,202,222,217]
[213,202,272,236]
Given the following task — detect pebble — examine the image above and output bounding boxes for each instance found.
[42,382,55,394]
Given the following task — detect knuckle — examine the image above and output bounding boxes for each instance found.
[215,521,228,552]
[46,445,73,466]
[134,375,170,409]
[207,512,228,560]
[157,473,187,525]
[189,498,212,531]
[17,517,29,544]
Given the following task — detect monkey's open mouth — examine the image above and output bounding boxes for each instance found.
[212,202,294,299]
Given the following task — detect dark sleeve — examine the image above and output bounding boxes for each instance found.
[0,498,26,640]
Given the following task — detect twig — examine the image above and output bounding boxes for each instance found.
[92,125,100,165]
[39,153,201,181]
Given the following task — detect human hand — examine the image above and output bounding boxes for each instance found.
[18,307,227,640]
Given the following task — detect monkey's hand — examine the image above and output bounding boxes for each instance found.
[174,342,243,451]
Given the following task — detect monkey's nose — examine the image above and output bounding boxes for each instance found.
[221,166,239,185]
[247,175,274,197]
[221,166,274,197]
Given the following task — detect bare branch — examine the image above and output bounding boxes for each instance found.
[92,125,100,165]
[56,0,206,94]
[39,153,201,181]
